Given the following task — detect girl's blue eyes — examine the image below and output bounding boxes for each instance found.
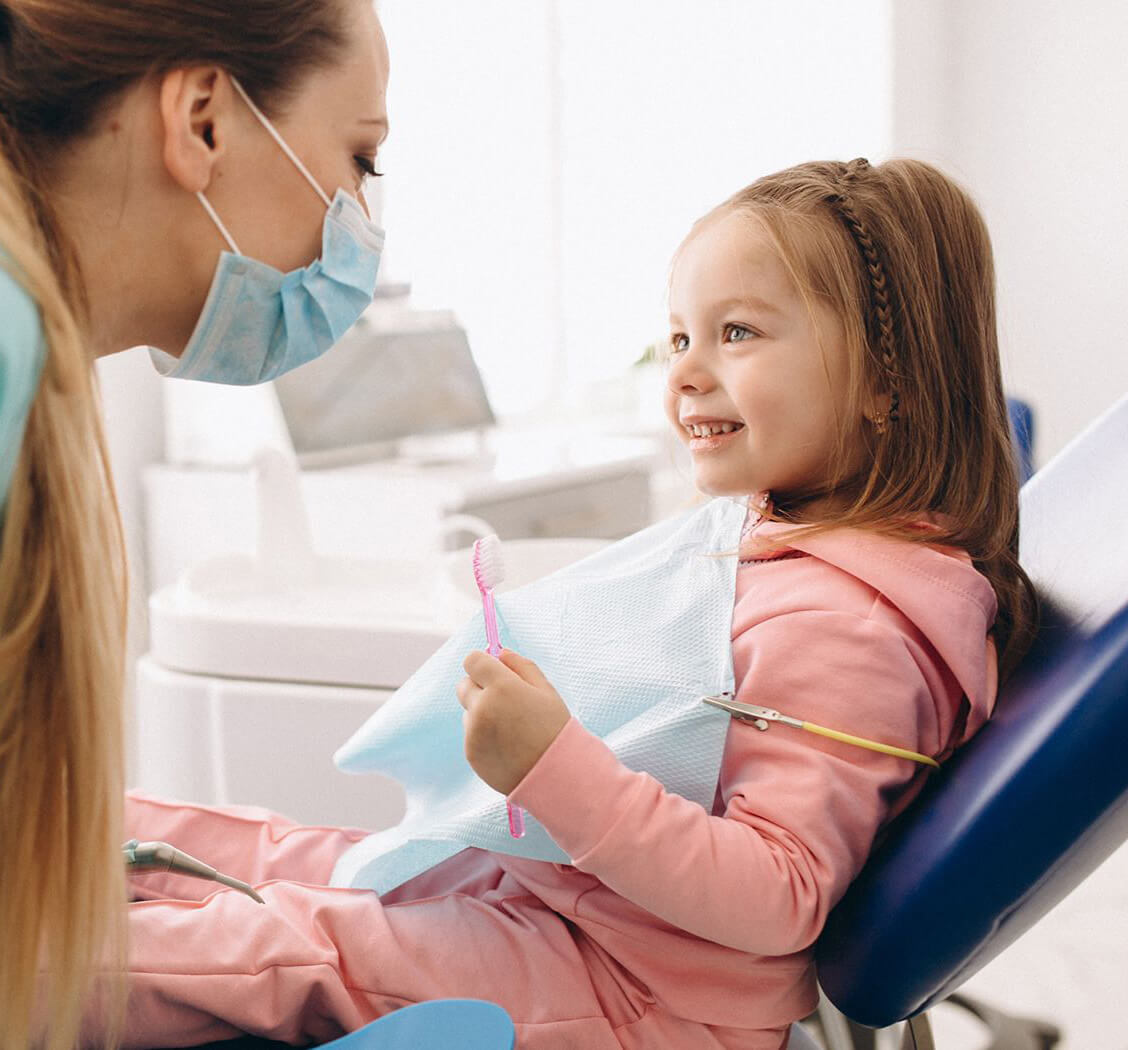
[668,324,757,354]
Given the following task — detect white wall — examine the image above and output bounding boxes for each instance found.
[377,0,893,413]
[892,0,1128,466]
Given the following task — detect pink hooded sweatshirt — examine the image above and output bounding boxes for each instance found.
[501,515,998,1035]
[109,513,997,1050]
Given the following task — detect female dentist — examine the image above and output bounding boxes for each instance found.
[0,0,388,1046]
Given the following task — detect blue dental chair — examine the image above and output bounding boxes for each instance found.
[1007,397,1035,484]
[809,391,1128,1050]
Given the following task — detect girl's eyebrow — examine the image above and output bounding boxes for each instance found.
[712,295,781,315]
[670,295,781,325]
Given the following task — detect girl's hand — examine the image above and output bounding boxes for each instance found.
[457,649,571,796]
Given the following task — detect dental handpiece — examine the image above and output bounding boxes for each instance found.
[123,839,266,904]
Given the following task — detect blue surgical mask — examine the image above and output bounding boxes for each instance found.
[150,78,385,385]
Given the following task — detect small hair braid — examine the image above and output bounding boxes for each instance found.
[827,158,901,422]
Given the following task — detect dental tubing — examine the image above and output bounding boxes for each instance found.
[123,839,266,904]
[796,720,940,767]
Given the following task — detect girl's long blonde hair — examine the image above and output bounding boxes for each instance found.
[0,1,349,1046]
[701,159,1038,684]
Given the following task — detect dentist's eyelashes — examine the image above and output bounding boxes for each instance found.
[353,154,383,181]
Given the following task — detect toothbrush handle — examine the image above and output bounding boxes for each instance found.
[481,591,525,838]
[482,588,501,658]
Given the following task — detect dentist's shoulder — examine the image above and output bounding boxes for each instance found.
[0,262,46,512]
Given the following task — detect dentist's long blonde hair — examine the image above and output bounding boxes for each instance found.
[0,1,351,1046]
[0,108,129,1050]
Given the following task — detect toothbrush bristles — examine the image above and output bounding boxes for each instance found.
[472,534,506,591]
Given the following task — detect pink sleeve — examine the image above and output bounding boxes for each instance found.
[508,609,947,956]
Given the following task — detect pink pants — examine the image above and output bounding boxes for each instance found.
[103,792,787,1050]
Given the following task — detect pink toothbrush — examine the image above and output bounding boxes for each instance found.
[472,534,525,839]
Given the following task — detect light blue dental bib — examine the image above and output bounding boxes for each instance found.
[331,497,748,894]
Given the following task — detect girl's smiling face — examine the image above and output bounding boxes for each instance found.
[664,208,859,505]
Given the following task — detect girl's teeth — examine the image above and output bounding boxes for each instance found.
[689,422,742,437]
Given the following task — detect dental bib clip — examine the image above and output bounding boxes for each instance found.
[701,693,939,768]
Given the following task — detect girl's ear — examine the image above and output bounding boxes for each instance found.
[863,390,894,424]
[158,67,231,193]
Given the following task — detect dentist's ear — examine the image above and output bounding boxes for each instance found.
[158,67,230,193]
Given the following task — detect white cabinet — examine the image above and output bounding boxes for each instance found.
[135,656,404,830]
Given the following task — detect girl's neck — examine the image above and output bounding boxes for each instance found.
[770,485,859,526]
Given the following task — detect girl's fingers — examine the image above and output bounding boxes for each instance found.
[499,649,550,687]
[462,649,518,684]
[455,676,478,710]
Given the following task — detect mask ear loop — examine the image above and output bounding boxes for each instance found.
[196,191,242,254]
[229,76,333,209]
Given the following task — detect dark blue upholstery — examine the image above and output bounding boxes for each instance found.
[816,394,1128,1027]
[1007,397,1036,483]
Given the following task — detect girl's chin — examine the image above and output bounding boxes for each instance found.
[691,474,762,499]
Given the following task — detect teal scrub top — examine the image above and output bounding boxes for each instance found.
[0,265,46,513]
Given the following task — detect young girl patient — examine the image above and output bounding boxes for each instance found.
[108,158,1036,1050]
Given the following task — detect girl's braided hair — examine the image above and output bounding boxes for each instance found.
[826,158,900,422]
